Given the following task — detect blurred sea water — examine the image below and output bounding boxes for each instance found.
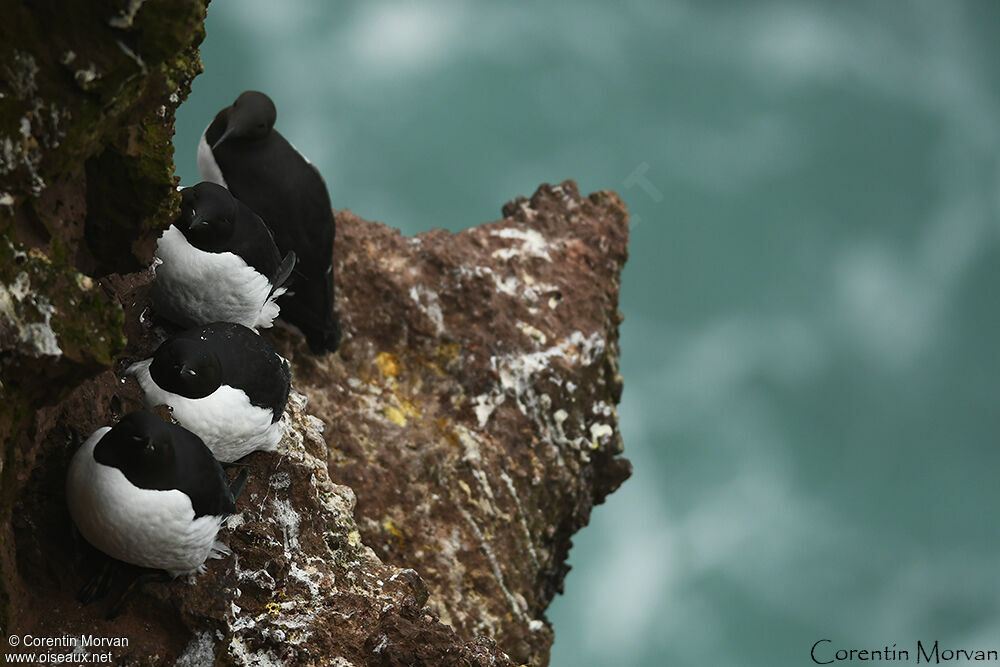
[176,2,1000,665]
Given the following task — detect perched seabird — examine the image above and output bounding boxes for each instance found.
[66,411,246,578]
[126,321,291,462]
[199,90,341,354]
[151,182,295,330]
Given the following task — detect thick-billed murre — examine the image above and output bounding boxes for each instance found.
[199,90,341,354]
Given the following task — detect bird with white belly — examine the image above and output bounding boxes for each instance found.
[152,182,295,331]
[126,321,291,462]
[66,410,245,578]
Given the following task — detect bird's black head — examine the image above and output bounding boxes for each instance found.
[213,91,277,149]
[176,183,237,251]
[93,411,178,482]
[148,337,223,399]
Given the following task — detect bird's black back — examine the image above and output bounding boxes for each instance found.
[93,411,236,518]
[206,113,340,351]
[172,322,291,421]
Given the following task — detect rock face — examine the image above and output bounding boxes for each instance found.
[278,182,631,664]
[1,3,631,665]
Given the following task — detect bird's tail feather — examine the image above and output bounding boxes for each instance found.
[271,251,297,295]
[229,466,250,504]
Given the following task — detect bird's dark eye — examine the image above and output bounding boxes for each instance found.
[256,123,266,130]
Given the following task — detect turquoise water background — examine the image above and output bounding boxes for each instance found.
[175,2,1000,665]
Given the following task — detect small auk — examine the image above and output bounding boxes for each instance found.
[152,182,295,330]
[66,411,245,577]
[127,321,291,462]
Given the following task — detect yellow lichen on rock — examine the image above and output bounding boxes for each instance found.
[384,405,407,426]
[375,351,399,379]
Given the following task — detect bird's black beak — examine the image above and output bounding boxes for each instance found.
[188,212,209,231]
[212,125,236,150]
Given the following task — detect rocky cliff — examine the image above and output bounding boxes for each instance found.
[0,2,631,664]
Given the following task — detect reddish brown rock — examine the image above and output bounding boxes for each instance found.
[274,181,631,664]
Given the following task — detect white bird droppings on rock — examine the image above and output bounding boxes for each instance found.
[409,284,445,334]
[491,227,552,261]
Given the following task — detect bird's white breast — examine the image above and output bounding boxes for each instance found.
[197,128,228,188]
[66,428,227,577]
[129,359,284,463]
[152,225,281,330]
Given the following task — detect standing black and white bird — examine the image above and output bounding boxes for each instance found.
[198,90,341,354]
[152,182,295,330]
[66,411,245,577]
[126,321,291,462]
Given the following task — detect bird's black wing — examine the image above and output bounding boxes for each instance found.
[227,199,283,281]
[170,425,237,518]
